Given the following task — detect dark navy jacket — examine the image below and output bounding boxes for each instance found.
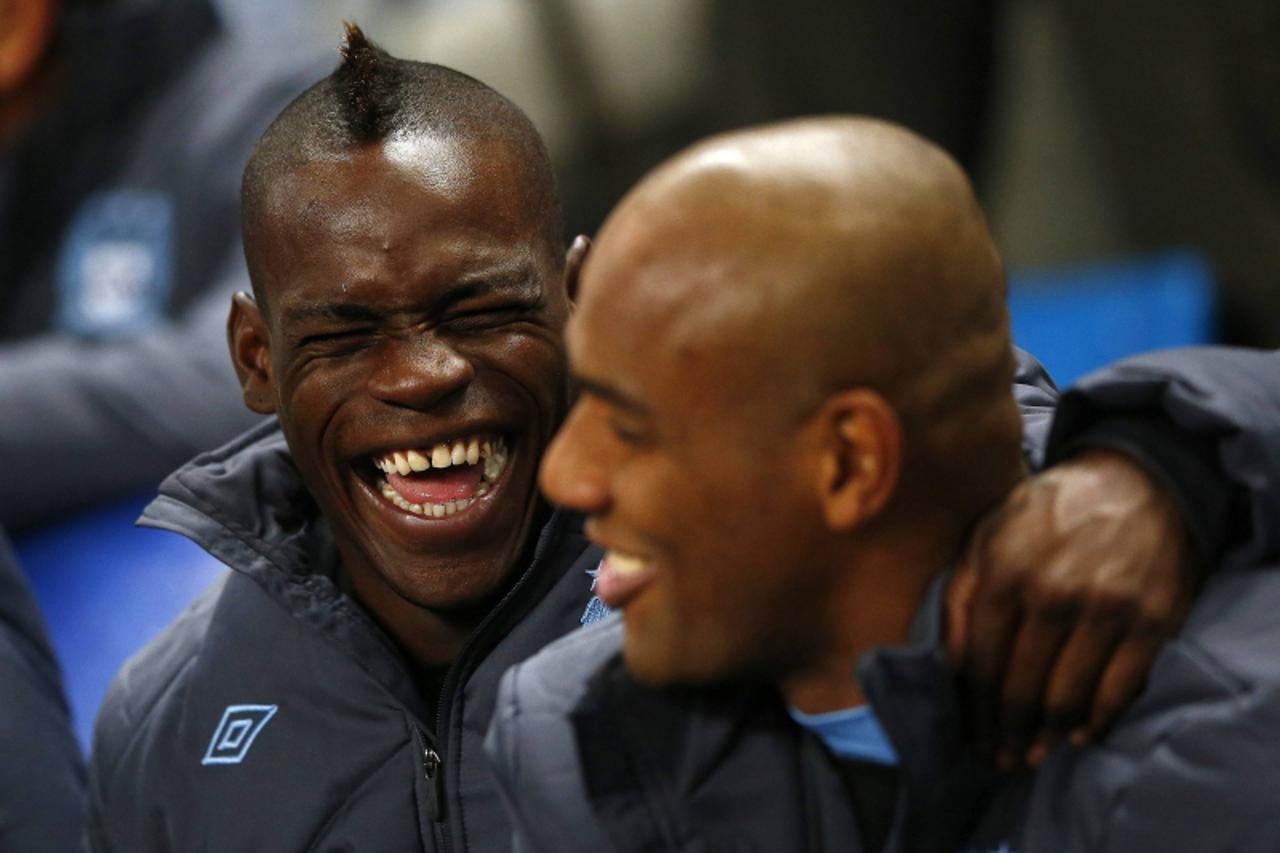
[485,347,1280,853]
[85,422,601,852]
[85,353,1059,851]
[0,529,85,851]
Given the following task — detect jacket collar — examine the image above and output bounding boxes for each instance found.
[857,575,996,851]
[139,420,434,710]
[140,418,335,591]
[572,660,828,851]
[139,419,582,722]
[569,574,994,852]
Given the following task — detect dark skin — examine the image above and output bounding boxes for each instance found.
[230,135,576,664]
[947,448,1197,768]
[231,124,1194,763]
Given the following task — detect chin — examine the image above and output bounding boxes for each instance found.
[385,552,518,615]
[622,634,721,688]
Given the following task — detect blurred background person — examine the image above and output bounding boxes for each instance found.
[0,0,325,530]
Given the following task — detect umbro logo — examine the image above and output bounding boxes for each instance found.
[202,704,278,766]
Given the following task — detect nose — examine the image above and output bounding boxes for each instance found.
[366,333,475,410]
[540,399,612,516]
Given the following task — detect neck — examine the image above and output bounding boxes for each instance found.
[780,530,951,714]
[349,571,481,667]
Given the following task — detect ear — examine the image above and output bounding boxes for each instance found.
[227,292,278,415]
[813,389,902,532]
[564,234,591,306]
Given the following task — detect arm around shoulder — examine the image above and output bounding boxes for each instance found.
[1047,346,1280,567]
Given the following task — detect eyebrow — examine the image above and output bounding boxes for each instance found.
[572,373,650,417]
[280,302,386,325]
[434,273,542,313]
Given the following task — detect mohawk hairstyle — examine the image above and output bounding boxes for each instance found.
[335,22,403,142]
[240,23,562,306]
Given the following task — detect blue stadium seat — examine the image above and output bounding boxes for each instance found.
[14,494,226,749]
[1008,250,1216,386]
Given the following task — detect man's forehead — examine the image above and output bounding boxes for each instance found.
[575,245,776,405]
[581,199,781,336]
[275,256,543,317]
[262,133,533,222]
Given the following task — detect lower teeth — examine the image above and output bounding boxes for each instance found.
[379,481,476,517]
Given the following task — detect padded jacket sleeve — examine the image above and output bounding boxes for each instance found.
[1012,346,1060,469]
[1045,347,1280,569]
[485,620,623,853]
[0,253,263,530]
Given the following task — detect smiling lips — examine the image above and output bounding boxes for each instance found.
[372,435,509,518]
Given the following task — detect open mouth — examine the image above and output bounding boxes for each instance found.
[367,434,510,519]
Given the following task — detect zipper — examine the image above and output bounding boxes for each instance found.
[410,722,449,852]
[422,745,444,821]
[431,509,569,734]
[424,510,570,850]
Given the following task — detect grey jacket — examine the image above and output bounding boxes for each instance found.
[485,347,1280,853]
[0,0,326,529]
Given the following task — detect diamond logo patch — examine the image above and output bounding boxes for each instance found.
[202,704,278,766]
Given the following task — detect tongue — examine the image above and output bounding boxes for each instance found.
[594,556,655,608]
[387,466,484,505]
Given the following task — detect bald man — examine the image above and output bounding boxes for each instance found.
[484,118,1280,852]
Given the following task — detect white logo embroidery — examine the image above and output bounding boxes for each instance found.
[202,704,278,765]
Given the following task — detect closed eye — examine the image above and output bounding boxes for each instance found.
[295,328,378,351]
[607,418,651,446]
[444,303,540,333]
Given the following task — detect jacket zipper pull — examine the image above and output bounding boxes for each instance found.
[423,746,445,821]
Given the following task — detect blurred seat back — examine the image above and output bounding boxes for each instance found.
[14,494,227,750]
[1008,250,1216,386]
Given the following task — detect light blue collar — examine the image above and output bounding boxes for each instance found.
[788,704,900,766]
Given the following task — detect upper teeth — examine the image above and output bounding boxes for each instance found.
[373,436,504,476]
[372,436,510,519]
[606,551,649,577]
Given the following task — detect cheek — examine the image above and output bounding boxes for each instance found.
[277,363,365,454]
[669,471,817,617]
[278,344,362,405]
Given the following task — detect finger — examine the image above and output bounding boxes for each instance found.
[945,560,979,667]
[1082,636,1164,740]
[994,608,1075,771]
[1037,616,1127,749]
[965,588,1023,754]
